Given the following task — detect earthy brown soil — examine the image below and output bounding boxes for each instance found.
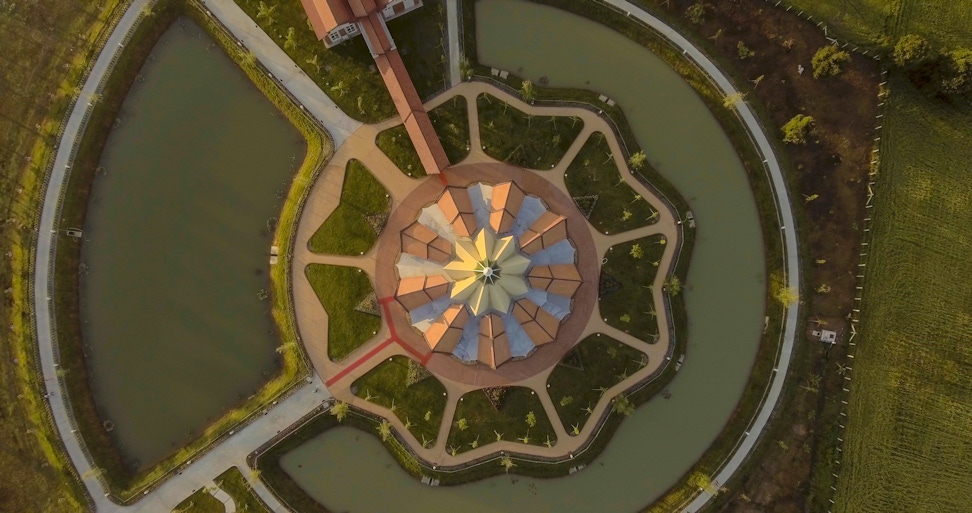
[657,0,880,510]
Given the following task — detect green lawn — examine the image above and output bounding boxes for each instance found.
[305,264,381,361]
[564,132,658,234]
[546,334,648,433]
[477,93,584,169]
[215,467,270,513]
[600,235,666,341]
[352,356,448,446]
[307,159,389,255]
[375,126,424,177]
[233,0,448,122]
[430,96,472,164]
[376,95,471,177]
[234,0,393,122]
[173,487,224,513]
[385,0,449,98]
[446,387,556,454]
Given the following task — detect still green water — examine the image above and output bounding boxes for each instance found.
[80,18,303,469]
[281,1,766,511]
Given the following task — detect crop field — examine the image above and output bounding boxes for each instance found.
[833,74,972,513]
[779,2,972,511]
[783,0,972,48]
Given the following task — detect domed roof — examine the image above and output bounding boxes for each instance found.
[395,181,582,367]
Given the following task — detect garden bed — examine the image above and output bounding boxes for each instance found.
[477,93,583,170]
[304,264,381,361]
[307,159,389,255]
[351,356,448,445]
[564,131,659,234]
[600,235,667,341]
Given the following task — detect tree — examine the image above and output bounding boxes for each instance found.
[811,46,850,78]
[774,285,799,307]
[256,1,277,24]
[611,394,635,416]
[627,150,647,170]
[781,114,814,145]
[306,54,321,74]
[685,2,706,25]
[893,34,933,68]
[330,401,349,422]
[941,48,972,96]
[630,244,644,259]
[377,419,392,442]
[284,27,297,51]
[500,455,516,473]
[459,56,472,81]
[526,411,537,428]
[520,80,535,102]
[722,91,746,110]
[665,275,682,296]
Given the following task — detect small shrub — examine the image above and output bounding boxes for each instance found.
[737,41,754,60]
[781,114,814,145]
[811,46,851,78]
[685,2,706,25]
[941,48,972,96]
[520,80,535,102]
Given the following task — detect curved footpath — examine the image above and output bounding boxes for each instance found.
[36,0,798,511]
[35,0,346,510]
[599,1,801,510]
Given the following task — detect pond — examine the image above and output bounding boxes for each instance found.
[280,0,766,510]
[79,18,304,469]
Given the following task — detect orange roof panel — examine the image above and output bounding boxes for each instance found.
[549,264,581,281]
[528,276,553,290]
[547,279,581,297]
[404,221,438,244]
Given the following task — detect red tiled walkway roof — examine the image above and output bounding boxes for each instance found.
[298,1,449,175]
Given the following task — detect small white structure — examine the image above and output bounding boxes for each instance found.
[812,329,838,345]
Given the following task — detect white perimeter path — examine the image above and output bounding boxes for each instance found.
[36,0,798,512]
[597,1,801,511]
[34,0,345,511]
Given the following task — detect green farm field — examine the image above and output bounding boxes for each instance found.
[783,0,972,48]
[777,1,972,511]
[835,74,972,513]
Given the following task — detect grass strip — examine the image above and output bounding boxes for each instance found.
[172,486,225,513]
[215,466,271,513]
[304,264,381,362]
[307,159,389,255]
